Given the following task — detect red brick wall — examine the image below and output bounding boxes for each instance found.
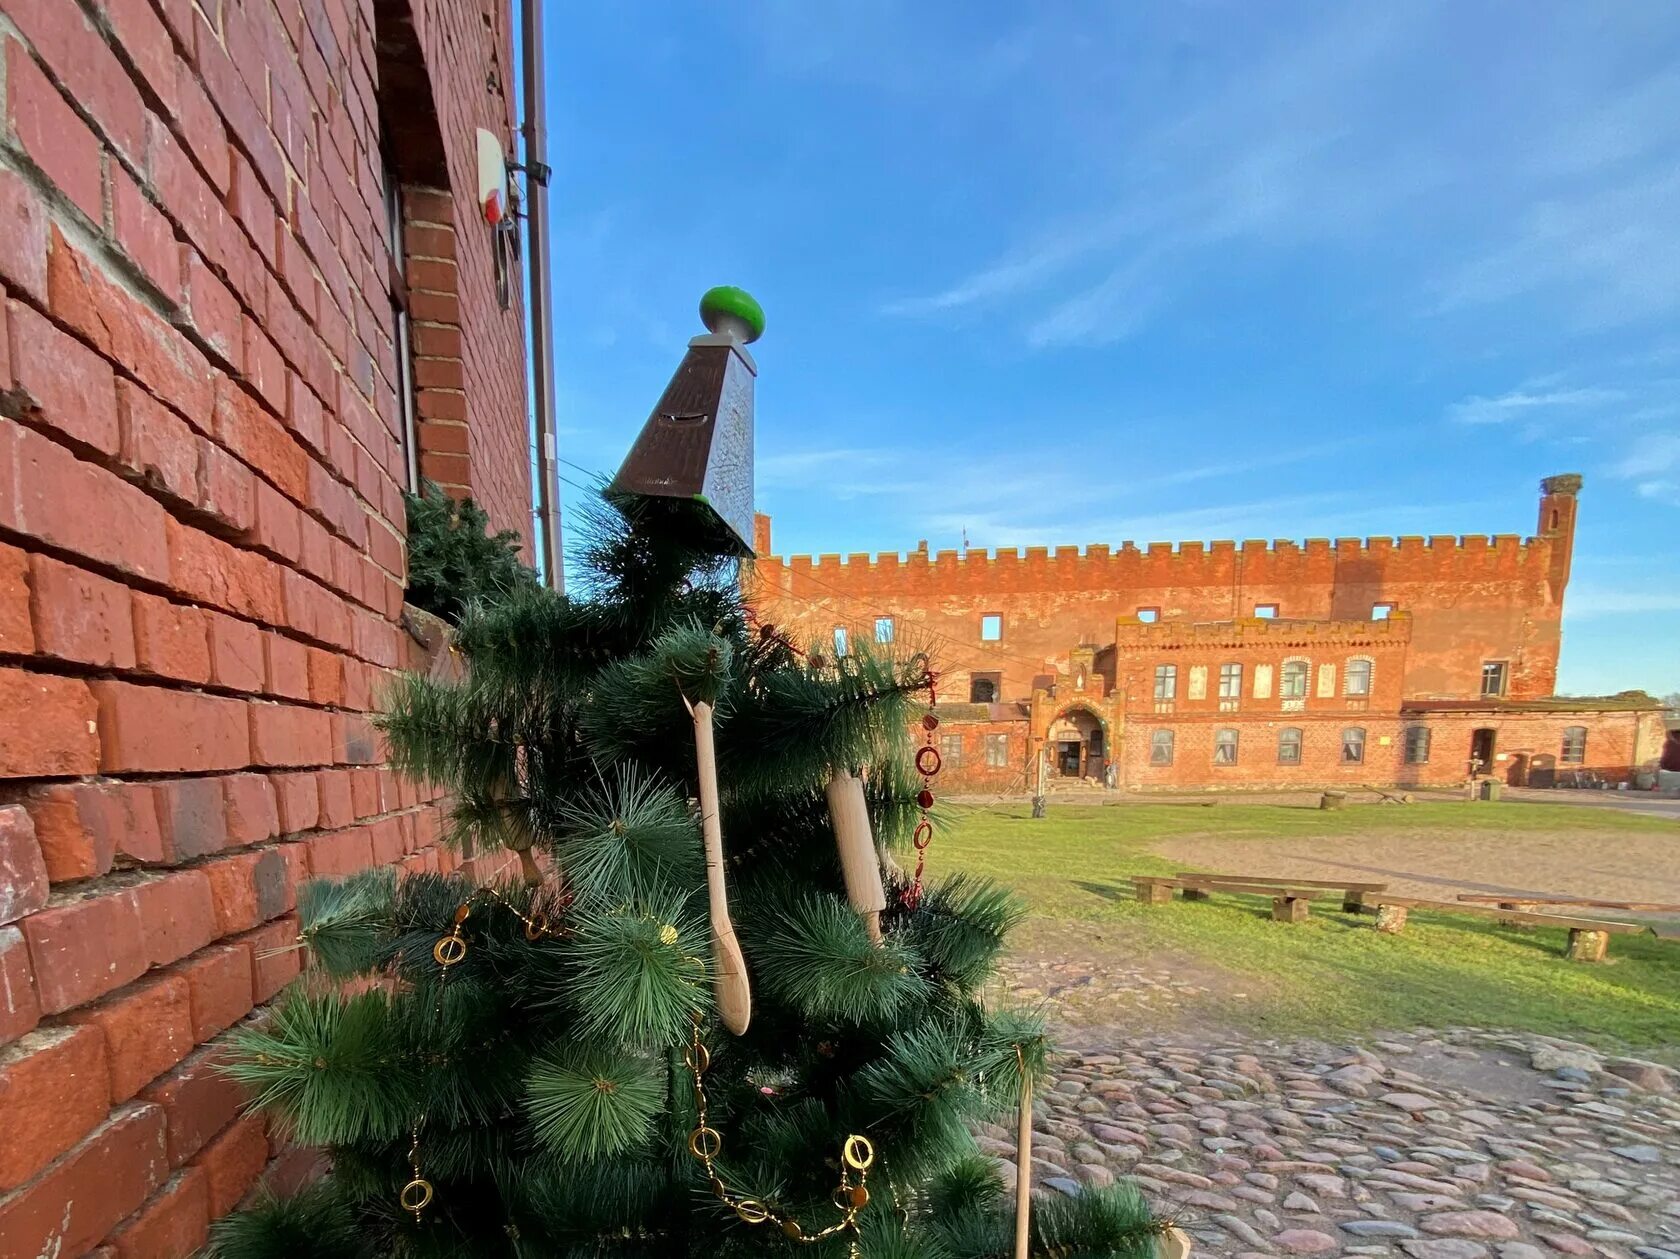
[748,478,1578,707]
[0,0,529,1253]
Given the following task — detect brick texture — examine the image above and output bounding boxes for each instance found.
[0,0,529,1247]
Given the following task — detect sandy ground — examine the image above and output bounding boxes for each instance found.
[1153,826,1680,926]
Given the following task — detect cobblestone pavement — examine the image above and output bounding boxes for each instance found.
[978,1029,1680,1259]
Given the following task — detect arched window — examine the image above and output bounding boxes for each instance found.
[1344,657,1373,697]
[1404,726,1431,765]
[1213,729,1239,765]
[1342,727,1366,764]
[1561,726,1587,764]
[1150,729,1174,766]
[969,676,997,704]
[1280,659,1310,700]
[1277,727,1302,764]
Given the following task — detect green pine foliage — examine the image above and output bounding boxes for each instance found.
[208,486,1162,1259]
[403,481,538,624]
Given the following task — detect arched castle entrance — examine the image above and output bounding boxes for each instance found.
[1046,706,1106,781]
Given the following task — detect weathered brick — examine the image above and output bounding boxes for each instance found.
[6,299,121,455]
[0,542,31,657]
[0,926,40,1045]
[206,611,265,691]
[129,871,217,969]
[192,1111,268,1217]
[0,805,48,925]
[202,847,293,936]
[91,681,251,774]
[196,437,255,532]
[116,381,199,504]
[252,478,303,562]
[27,554,136,669]
[305,827,373,878]
[0,168,50,302]
[23,780,163,879]
[181,248,242,370]
[0,418,171,582]
[0,666,99,779]
[5,0,146,165]
[166,517,283,624]
[139,1045,246,1167]
[316,769,353,828]
[151,776,228,861]
[243,914,303,1002]
[174,943,252,1041]
[106,1166,211,1259]
[270,770,319,834]
[131,592,213,683]
[111,166,183,301]
[262,631,311,700]
[0,1104,168,1259]
[63,972,194,1101]
[249,701,334,768]
[0,1024,111,1189]
[222,773,279,845]
[21,888,147,1012]
[2,37,104,223]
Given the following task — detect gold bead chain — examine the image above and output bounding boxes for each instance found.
[684,1017,874,1257]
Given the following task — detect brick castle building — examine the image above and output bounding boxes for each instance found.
[0,1,538,1254]
[747,476,1667,793]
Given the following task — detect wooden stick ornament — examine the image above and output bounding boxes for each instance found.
[684,694,751,1034]
[1014,1046,1034,1259]
[825,768,888,944]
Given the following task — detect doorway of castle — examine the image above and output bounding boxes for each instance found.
[1046,708,1105,780]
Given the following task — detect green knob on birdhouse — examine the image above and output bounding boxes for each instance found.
[699,286,765,344]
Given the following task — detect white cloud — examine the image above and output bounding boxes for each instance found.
[1446,387,1624,426]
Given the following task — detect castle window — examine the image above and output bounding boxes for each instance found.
[980,614,1002,641]
[1404,725,1431,764]
[984,733,1008,767]
[1277,727,1302,765]
[1281,660,1310,700]
[1153,665,1177,701]
[384,160,420,493]
[832,626,848,657]
[875,616,894,644]
[940,734,963,768]
[1137,607,1160,623]
[1254,604,1278,619]
[1344,658,1373,697]
[1561,726,1587,764]
[1371,603,1393,620]
[1213,729,1239,765]
[1342,727,1366,764]
[969,673,999,704]
[1150,729,1175,766]
[1218,663,1242,712]
[1481,661,1508,697]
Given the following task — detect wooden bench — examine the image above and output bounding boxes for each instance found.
[1135,875,1336,923]
[1456,893,1680,913]
[1178,873,1388,914]
[1364,895,1649,962]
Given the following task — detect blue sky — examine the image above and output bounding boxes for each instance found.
[543,3,1680,697]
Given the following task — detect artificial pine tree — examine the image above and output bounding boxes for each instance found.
[208,290,1164,1259]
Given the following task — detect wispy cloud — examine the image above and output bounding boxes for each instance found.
[1447,387,1624,426]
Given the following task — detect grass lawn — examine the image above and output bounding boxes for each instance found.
[939,800,1680,1054]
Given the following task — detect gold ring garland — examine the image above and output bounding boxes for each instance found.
[683,1016,874,1256]
[402,1124,433,1221]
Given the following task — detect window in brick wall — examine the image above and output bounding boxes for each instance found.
[984,733,1008,767]
[1150,729,1175,765]
[875,616,894,644]
[1280,659,1310,700]
[940,733,963,767]
[969,673,1000,704]
[1277,727,1303,764]
[1218,662,1242,712]
[832,626,848,657]
[1137,607,1160,623]
[1344,658,1373,696]
[1254,604,1279,618]
[980,614,1002,641]
[1404,725,1431,764]
[1371,603,1394,620]
[1561,725,1587,764]
[1342,727,1366,764]
[384,160,420,493]
[1154,664,1177,701]
[1481,660,1508,697]
[1214,728,1239,765]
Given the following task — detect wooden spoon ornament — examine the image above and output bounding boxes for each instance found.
[683,693,751,1034]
